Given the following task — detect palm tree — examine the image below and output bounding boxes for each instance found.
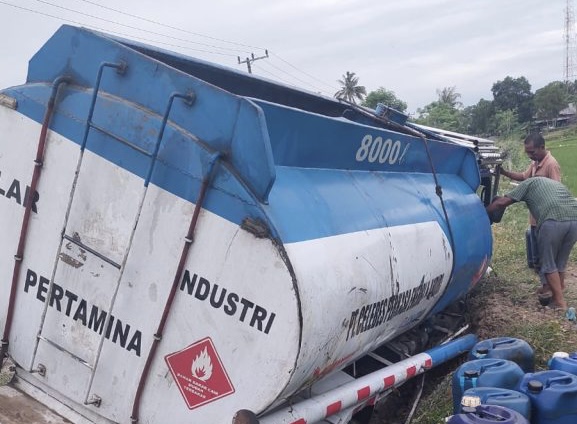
[436,86,462,108]
[335,71,367,104]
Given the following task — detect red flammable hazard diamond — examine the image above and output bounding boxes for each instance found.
[165,337,235,410]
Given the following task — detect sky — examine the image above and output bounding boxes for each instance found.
[0,0,570,113]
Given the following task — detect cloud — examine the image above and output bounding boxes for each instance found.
[0,0,569,112]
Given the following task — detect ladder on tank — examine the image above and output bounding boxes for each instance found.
[6,62,203,414]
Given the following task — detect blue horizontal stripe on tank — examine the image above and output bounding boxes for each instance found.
[4,86,484,245]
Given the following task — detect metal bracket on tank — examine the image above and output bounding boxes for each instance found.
[85,394,102,408]
[30,363,46,377]
[241,217,271,238]
[0,93,17,109]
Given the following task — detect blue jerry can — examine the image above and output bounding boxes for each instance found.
[548,351,577,376]
[518,370,577,424]
[446,404,529,424]
[468,337,534,372]
[452,359,524,413]
[458,387,530,419]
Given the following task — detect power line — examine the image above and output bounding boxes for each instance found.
[251,65,297,87]
[258,59,334,96]
[73,0,264,51]
[249,63,333,98]
[0,1,237,57]
[32,0,251,55]
[270,52,339,92]
[1,0,338,95]
[66,1,338,92]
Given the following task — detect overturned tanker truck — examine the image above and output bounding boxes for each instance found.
[0,26,501,424]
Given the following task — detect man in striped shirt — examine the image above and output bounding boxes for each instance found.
[487,177,577,311]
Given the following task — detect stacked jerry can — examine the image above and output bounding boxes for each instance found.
[448,337,577,424]
[518,351,577,424]
[451,358,527,415]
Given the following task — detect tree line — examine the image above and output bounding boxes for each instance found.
[334,71,577,137]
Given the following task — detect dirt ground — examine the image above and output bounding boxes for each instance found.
[469,264,577,341]
[369,264,577,424]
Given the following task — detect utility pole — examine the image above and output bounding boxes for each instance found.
[237,50,269,74]
[564,0,576,83]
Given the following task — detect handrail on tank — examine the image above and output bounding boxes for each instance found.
[234,334,478,424]
[80,61,127,151]
[130,152,222,423]
[0,75,71,368]
[144,91,196,187]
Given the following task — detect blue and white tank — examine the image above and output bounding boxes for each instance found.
[0,25,492,423]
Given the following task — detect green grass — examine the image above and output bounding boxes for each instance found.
[497,128,577,194]
[409,126,577,424]
[544,127,577,193]
[549,144,577,194]
[411,373,453,423]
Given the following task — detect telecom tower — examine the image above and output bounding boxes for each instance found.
[564,0,577,83]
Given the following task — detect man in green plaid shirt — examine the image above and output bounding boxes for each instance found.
[487,177,577,311]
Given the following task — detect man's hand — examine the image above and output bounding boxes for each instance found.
[486,196,515,224]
